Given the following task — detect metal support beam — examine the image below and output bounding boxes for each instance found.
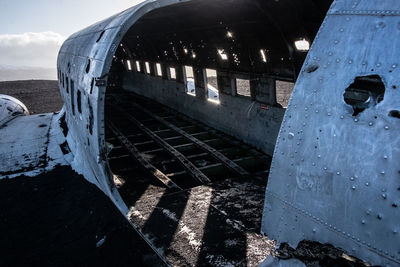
[130,102,250,176]
[107,120,181,190]
[110,105,211,184]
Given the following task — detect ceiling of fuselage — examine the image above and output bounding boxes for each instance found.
[120,0,333,80]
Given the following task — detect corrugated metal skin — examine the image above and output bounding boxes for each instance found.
[262,1,400,266]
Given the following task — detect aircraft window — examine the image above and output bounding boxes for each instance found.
[88,98,94,135]
[62,73,65,89]
[156,63,162,77]
[344,75,385,116]
[145,62,151,74]
[276,80,294,108]
[125,60,132,71]
[184,66,196,96]
[169,67,176,80]
[236,78,251,97]
[70,79,75,116]
[86,59,91,73]
[77,89,82,114]
[66,76,69,94]
[135,61,141,72]
[206,69,220,103]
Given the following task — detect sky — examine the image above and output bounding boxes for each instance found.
[0,0,144,69]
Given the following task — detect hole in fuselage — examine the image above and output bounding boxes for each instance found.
[389,110,400,119]
[343,75,385,116]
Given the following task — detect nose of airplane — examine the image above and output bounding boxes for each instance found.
[0,94,29,127]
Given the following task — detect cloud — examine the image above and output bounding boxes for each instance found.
[0,32,65,68]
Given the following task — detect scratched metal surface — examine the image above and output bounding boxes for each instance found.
[261,0,400,266]
[57,0,191,213]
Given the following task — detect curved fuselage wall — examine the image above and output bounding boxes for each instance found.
[56,1,192,212]
[262,1,400,266]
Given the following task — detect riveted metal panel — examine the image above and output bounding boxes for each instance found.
[262,1,400,266]
[57,0,193,214]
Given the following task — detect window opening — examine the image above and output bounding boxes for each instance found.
[62,73,65,90]
[169,67,176,80]
[66,76,69,94]
[145,62,151,74]
[77,89,82,114]
[184,66,196,96]
[156,63,162,77]
[70,79,75,115]
[206,69,219,103]
[276,80,294,108]
[126,60,132,71]
[86,59,91,73]
[136,61,141,72]
[236,78,251,97]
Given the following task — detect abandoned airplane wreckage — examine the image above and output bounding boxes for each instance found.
[1,0,400,266]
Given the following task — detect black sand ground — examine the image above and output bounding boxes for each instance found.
[0,166,163,267]
[0,80,62,114]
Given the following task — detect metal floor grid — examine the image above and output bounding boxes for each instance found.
[104,91,274,266]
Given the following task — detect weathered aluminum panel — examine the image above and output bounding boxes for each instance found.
[261,0,400,266]
[56,0,191,214]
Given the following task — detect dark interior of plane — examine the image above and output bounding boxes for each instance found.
[102,0,332,265]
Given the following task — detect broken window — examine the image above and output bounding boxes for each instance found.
[156,63,162,77]
[135,61,141,72]
[184,66,196,96]
[169,67,176,80]
[66,75,69,94]
[145,62,151,74]
[206,69,219,103]
[276,80,294,108]
[70,79,75,116]
[344,75,385,116]
[62,72,65,89]
[236,78,251,97]
[77,89,82,114]
[86,59,91,73]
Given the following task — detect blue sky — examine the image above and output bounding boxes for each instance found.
[0,0,144,36]
[0,0,144,69]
